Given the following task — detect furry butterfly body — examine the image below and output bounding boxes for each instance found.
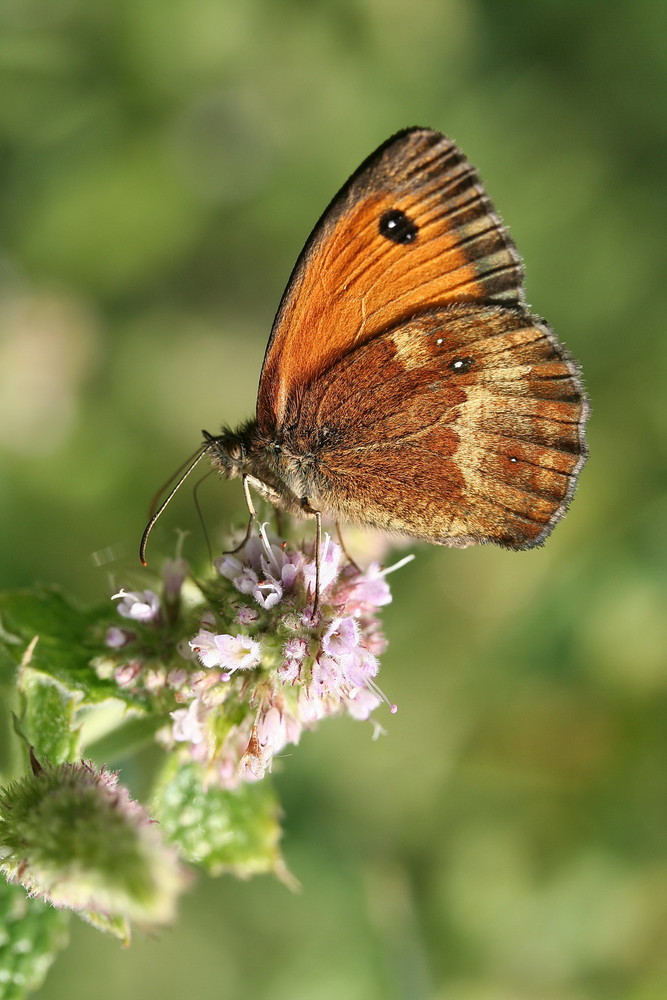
[205,128,588,552]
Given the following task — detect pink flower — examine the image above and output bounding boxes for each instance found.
[257,706,287,755]
[144,668,166,693]
[302,535,342,597]
[253,577,282,609]
[112,589,161,623]
[296,688,327,724]
[338,555,414,612]
[187,629,220,668]
[236,605,260,625]
[341,647,379,691]
[189,630,261,673]
[283,637,308,661]
[257,523,303,591]
[214,553,244,579]
[162,558,189,601]
[114,661,142,687]
[311,654,344,698]
[232,567,260,595]
[171,699,205,744]
[279,637,308,683]
[322,617,359,657]
[105,626,133,649]
[167,668,188,689]
[345,688,382,720]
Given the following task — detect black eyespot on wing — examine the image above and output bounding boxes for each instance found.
[449,356,474,373]
[379,209,418,244]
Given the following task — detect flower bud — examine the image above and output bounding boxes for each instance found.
[0,760,187,929]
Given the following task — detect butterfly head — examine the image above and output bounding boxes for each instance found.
[203,423,306,518]
[203,427,251,481]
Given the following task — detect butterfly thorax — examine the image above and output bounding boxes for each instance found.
[206,421,321,518]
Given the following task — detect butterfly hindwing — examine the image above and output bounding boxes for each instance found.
[257,128,525,433]
[284,305,587,549]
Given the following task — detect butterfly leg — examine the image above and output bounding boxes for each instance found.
[300,497,322,615]
[335,521,360,572]
[313,509,322,615]
[222,474,257,556]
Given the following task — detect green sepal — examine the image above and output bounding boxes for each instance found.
[153,755,293,882]
[0,879,70,1000]
[77,908,130,945]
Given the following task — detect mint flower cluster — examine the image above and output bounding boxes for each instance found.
[0,524,411,957]
[104,526,411,789]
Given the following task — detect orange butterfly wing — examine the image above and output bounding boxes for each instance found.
[257,128,525,433]
[288,305,587,548]
[253,127,587,548]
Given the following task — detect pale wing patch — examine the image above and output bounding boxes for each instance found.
[390,326,434,370]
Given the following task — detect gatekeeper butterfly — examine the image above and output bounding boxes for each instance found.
[142,128,588,590]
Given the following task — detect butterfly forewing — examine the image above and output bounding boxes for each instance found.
[257,128,525,432]
[286,305,587,549]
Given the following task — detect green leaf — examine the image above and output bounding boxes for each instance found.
[153,756,293,883]
[0,879,70,1000]
[0,588,126,704]
[17,669,81,765]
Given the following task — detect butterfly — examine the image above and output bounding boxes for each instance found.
[141,127,588,599]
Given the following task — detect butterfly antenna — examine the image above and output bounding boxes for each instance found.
[140,443,210,566]
[145,443,210,519]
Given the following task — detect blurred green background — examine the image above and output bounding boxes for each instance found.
[1,0,666,997]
